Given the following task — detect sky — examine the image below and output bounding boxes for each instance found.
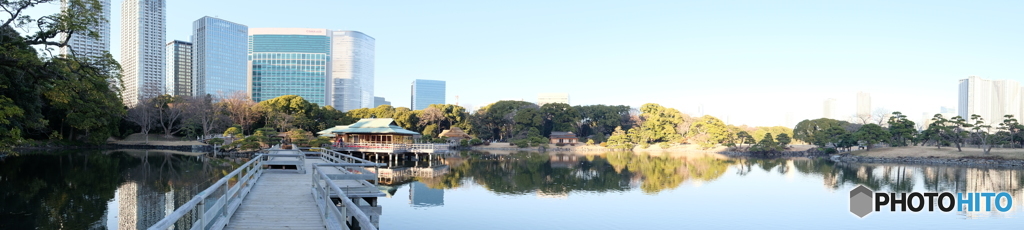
[27,0,1024,127]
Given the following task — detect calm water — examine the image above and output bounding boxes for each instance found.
[378,151,1024,229]
[1,150,1022,229]
[0,150,236,229]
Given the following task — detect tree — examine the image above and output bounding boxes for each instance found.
[184,94,227,138]
[220,92,261,134]
[633,103,685,144]
[605,126,633,149]
[418,106,444,137]
[152,95,187,137]
[737,131,755,149]
[124,100,156,143]
[999,115,1024,148]
[688,115,729,149]
[749,133,780,153]
[855,124,890,151]
[793,118,849,147]
[971,114,1007,154]
[776,133,791,148]
[886,111,916,147]
[540,103,579,136]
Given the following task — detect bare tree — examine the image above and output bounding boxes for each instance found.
[185,94,227,139]
[125,100,156,144]
[872,108,892,126]
[221,91,261,134]
[153,95,187,137]
[419,107,444,135]
[852,114,872,125]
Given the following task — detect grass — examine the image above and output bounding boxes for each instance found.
[111,133,207,146]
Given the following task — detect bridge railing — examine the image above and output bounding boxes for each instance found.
[148,155,265,230]
[312,163,386,230]
[318,148,385,185]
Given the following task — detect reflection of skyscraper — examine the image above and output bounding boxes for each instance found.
[116,181,174,229]
[409,182,444,207]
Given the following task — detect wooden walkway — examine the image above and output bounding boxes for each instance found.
[225,159,329,230]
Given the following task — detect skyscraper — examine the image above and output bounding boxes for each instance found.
[330,31,375,111]
[537,93,570,106]
[411,79,446,110]
[59,0,111,58]
[958,76,1023,124]
[856,92,871,118]
[120,0,166,106]
[164,40,191,96]
[823,98,837,119]
[192,17,248,97]
[374,97,391,107]
[248,28,331,105]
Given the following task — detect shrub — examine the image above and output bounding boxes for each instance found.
[586,139,595,146]
[658,142,670,149]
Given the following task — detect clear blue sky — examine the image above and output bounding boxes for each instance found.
[43,0,1024,127]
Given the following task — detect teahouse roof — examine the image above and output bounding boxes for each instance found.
[329,118,420,135]
[439,127,471,138]
[317,125,349,137]
[550,131,578,139]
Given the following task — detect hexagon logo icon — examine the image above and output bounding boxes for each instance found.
[850,185,874,218]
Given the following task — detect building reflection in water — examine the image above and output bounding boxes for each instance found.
[410,182,444,207]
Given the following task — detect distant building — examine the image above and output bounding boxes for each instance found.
[856,92,871,117]
[330,31,375,111]
[823,98,837,119]
[940,106,957,114]
[120,0,166,106]
[164,40,192,96]
[374,96,391,107]
[192,16,248,97]
[59,0,111,58]
[537,93,570,106]
[248,28,331,105]
[549,131,578,145]
[411,79,446,110]
[958,76,1023,124]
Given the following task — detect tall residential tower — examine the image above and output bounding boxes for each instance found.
[59,0,111,58]
[192,17,248,97]
[120,0,166,106]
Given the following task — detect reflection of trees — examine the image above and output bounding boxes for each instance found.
[0,150,234,229]
[0,151,137,229]
[439,151,731,195]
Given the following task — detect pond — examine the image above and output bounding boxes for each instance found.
[1,150,1021,229]
[0,150,237,229]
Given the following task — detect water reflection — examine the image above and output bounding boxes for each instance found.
[0,150,235,229]
[405,151,1024,217]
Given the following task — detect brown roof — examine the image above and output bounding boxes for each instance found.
[550,131,577,139]
[439,127,471,138]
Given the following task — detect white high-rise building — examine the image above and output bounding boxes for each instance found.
[537,93,570,106]
[823,98,837,119]
[330,31,375,111]
[959,76,1023,125]
[121,0,166,106]
[59,0,111,58]
[856,92,871,118]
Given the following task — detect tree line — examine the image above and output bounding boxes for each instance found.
[794,111,1024,154]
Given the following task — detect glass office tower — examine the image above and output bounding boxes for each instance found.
[411,79,446,110]
[165,40,192,96]
[192,16,248,97]
[248,28,330,105]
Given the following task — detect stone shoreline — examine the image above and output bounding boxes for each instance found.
[829,154,1024,168]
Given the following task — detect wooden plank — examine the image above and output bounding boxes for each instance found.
[224,160,329,230]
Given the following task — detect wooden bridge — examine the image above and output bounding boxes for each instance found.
[147,147,387,230]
